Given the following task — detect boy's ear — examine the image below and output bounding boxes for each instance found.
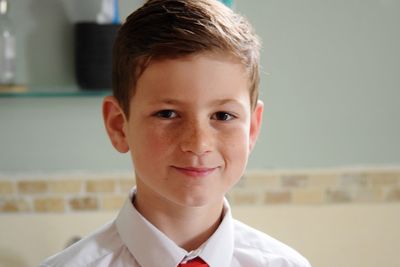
[102,96,130,153]
[249,100,264,152]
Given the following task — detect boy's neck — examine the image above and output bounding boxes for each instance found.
[133,187,224,251]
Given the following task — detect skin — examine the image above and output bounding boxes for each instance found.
[103,52,263,251]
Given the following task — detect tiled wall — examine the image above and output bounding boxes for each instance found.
[1,168,400,213]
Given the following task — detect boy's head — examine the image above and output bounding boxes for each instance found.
[103,0,264,211]
[112,0,261,117]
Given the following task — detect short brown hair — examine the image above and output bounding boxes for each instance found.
[112,0,261,117]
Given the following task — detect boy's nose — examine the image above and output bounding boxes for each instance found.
[179,121,213,156]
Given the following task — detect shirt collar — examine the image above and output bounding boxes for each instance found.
[116,187,234,267]
[197,197,234,267]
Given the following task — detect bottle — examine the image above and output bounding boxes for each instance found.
[0,0,16,85]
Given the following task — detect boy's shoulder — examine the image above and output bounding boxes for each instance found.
[232,219,311,267]
[38,221,124,267]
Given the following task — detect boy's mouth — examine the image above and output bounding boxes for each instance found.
[171,166,218,177]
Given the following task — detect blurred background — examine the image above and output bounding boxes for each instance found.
[0,1,399,267]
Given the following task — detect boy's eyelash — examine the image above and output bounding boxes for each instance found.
[153,110,178,119]
[212,111,237,121]
[152,110,237,121]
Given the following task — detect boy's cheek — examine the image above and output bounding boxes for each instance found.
[131,121,250,152]
[134,127,173,154]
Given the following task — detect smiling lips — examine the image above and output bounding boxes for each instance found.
[172,166,218,177]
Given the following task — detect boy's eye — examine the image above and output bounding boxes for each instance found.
[212,112,235,121]
[154,110,177,119]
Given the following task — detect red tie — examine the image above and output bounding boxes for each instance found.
[178,257,209,267]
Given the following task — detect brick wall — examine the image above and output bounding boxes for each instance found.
[1,168,400,213]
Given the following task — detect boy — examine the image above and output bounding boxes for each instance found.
[39,0,311,266]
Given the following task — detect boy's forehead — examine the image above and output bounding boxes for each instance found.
[138,52,249,87]
[147,51,244,68]
[129,52,252,110]
[138,52,249,84]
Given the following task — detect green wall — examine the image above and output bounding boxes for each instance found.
[1,0,399,172]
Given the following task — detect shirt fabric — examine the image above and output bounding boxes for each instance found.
[39,188,311,267]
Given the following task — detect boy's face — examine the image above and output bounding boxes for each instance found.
[104,52,263,210]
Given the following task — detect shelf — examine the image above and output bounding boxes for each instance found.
[0,86,111,98]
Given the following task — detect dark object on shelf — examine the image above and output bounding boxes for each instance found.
[75,22,120,90]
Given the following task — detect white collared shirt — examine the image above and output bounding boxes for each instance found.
[39,188,311,267]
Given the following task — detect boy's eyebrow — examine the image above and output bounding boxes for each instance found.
[150,99,181,105]
[211,99,245,106]
[150,98,246,107]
